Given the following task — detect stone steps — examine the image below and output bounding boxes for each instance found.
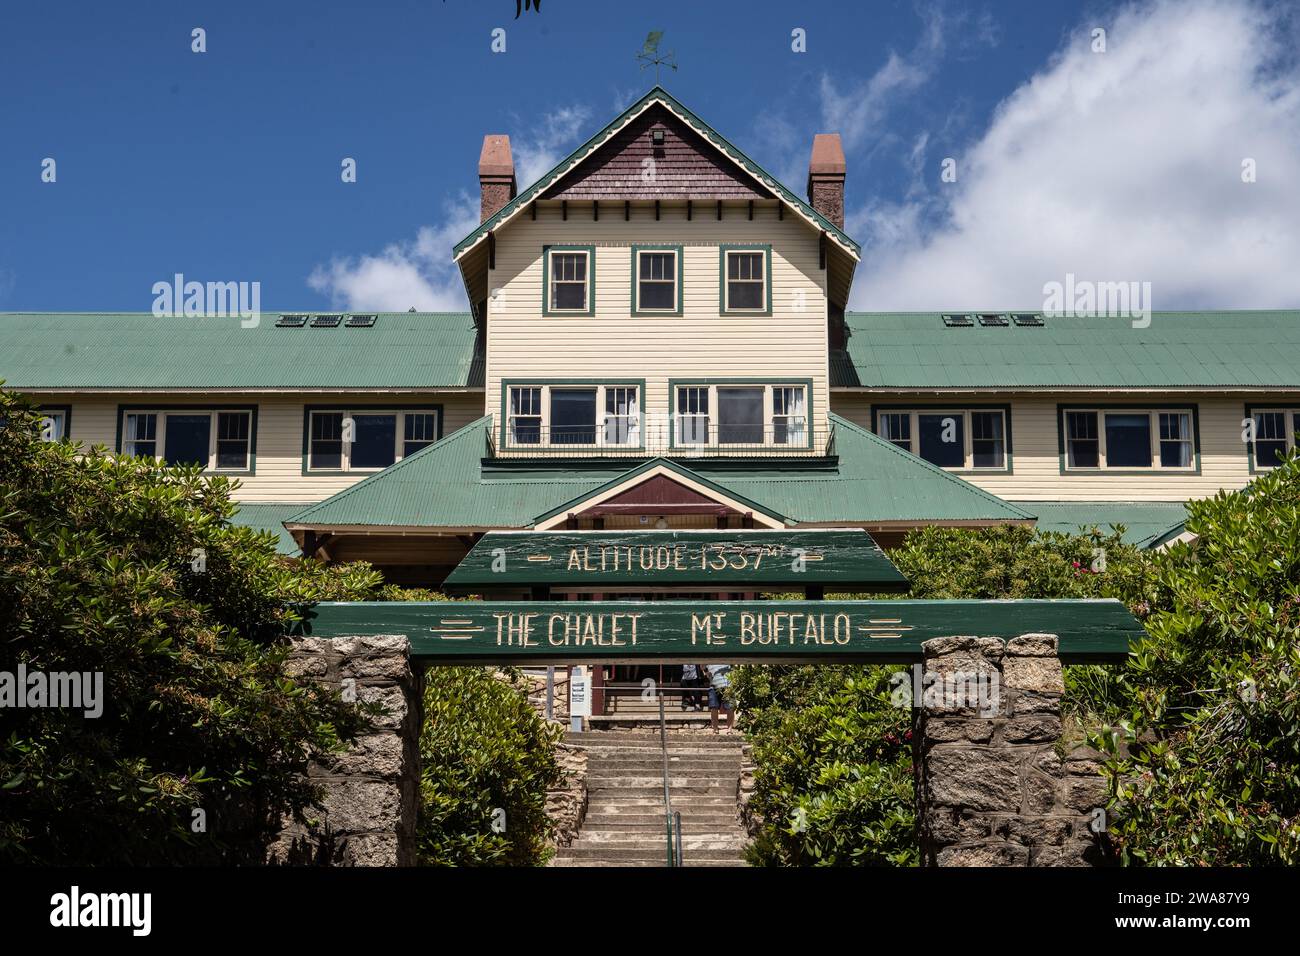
[557,730,748,868]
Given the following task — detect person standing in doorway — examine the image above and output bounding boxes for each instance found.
[707,663,733,732]
[680,662,706,711]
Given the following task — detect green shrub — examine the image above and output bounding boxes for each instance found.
[732,664,915,866]
[1098,455,1300,865]
[417,667,562,866]
[0,389,373,864]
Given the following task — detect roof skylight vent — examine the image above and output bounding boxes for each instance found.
[311,314,343,328]
[942,313,974,327]
[275,314,307,328]
[1011,313,1045,327]
[977,313,1009,327]
[345,314,377,328]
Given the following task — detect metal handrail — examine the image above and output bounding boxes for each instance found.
[658,693,679,866]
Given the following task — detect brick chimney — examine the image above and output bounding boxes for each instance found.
[807,133,846,231]
[478,134,517,223]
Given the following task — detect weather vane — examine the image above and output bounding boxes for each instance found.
[636,31,677,84]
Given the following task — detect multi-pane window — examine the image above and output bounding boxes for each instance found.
[548,250,589,312]
[877,409,1007,471]
[673,384,808,448]
[509,387,543,445]
[505,384,639,448]
[971,411,1006,469]
[307,409,439,471]
[772,386,807,446]
[636,250,678,312]
[604,386,641,445]
[677,387,710,445]
[38,409,68,442]
[1061,409,1196,471]
[404,413,438,457]
[1249,409,1300,469]
[215,412,251,469]
[724,250,766,311]
[120,409,252,471]
[879,413,911,451]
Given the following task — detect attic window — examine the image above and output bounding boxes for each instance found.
[346,314,377,328]
[311,314,343,328]
[942,313,974,327]
[977,313,1008,327]
[1012,313,1045,327]
[651,129,666,147]
[275,314,307,328]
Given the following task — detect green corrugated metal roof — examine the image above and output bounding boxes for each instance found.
[228,503,310,554]
[1016,500,1189,548]
[0,312,480,390]
[453,85,860,260]
[833,311,1300,389]
[285,413,1031,530]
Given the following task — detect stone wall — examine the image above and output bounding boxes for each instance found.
[915,634,1110,866]
[267,634,421,866]
[547,741,588,849]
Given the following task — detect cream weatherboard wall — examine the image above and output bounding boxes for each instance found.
[40,392,485,503]
[831,392,1290,501]
[484,204,830,452]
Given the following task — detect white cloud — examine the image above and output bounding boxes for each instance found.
[308,105,592,311]
[850,0,1300,310]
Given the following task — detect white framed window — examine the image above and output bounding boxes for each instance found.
[1061,409,1196,471]
[120,409,253,471]
[635,248,679,313]
[547,249,590,313]
[874,409,1008,471]
[505,384,640,449]
[306,408,439,472]
[676,386,710,445]
[38,409,68,442]
[672,383,809,448]
[723,249,766,312]
[773,386,807,446]
[1249,409,1299,469]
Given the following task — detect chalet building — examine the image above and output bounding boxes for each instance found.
[5,87,1300,587]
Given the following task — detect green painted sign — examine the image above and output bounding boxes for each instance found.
[441,529,908,592]
[297,598,1141,663]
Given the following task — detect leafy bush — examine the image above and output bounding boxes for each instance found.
[1098,455,1300,865]
[731,665,915,866]
[417,667,562,866]
[0,389,372,863]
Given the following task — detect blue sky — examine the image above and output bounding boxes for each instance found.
[2,0,1297,312]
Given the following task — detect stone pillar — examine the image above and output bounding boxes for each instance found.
[267,635,421,866]
[915,634,1108,866]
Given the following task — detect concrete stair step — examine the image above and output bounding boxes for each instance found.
[585,795,738,807]
[590,776,737,788]
[557,845,746,861]
[591,756,741,767]
[572,833,747,848]
[566,733,742,746]
[551,858,743,868]
[584,814,738,826]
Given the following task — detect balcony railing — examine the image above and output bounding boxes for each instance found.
[487,413,834,459]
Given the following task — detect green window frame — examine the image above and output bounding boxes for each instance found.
[542,244,596,316]
[1244,404,1300,473]
[630,244,683,316]
[668,378,813,450]
[718,244,772,316]
[301,405,443,474]
[499,379,646,451]
[115,405,259,475]
[870,405,1014,473]
[1055,405,1201,474]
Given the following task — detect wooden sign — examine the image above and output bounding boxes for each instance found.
[296,598,1141,664]
[441,529,908,592]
